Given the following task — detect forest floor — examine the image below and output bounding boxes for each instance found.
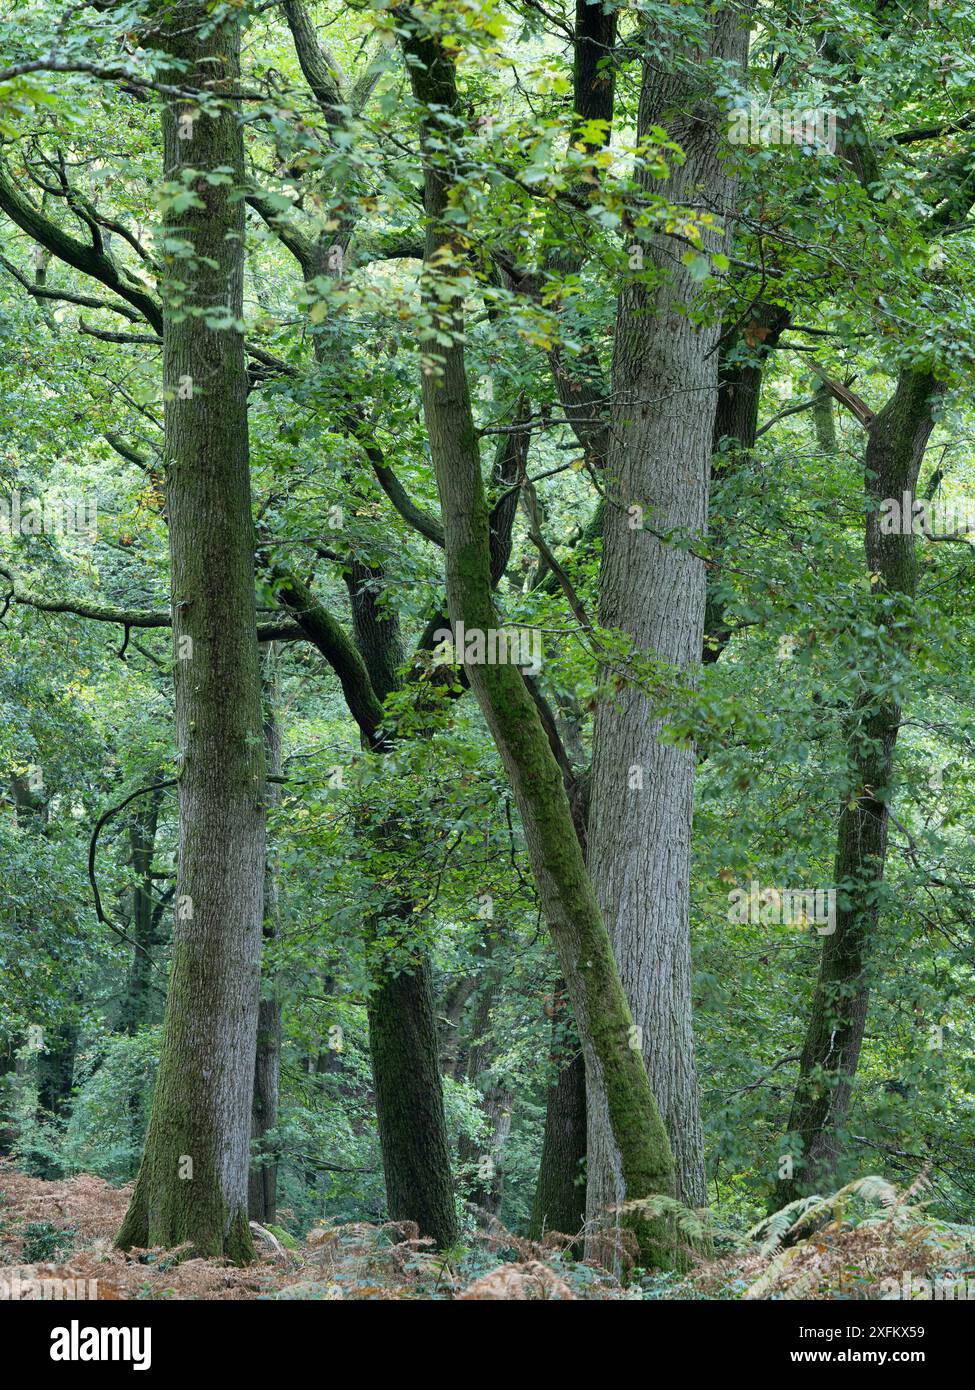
[0,1161,964,1300]
[0,1163,634,1300]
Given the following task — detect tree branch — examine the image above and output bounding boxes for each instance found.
[0,158,163,331]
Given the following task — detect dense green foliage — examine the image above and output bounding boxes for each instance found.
[1,0,974,1264]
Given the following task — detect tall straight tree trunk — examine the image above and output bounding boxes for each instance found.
[117,2,266,1264]
[250,646,283,1224]
[774,370,940,1206]
[401,8,678,1270]
[586,7,750,1219]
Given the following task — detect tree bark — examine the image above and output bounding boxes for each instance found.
[116,2,266,1264]
[812,391,838,453]
[586,7,750,1219]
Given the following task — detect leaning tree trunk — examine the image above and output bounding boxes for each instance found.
[401,10,677,1270]
[774,370,940,1207]
[586,7,750,1220]
[116,2,266,1264]
[249,646,283,1224]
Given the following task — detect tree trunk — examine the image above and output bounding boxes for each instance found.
[529,775,590,1241]
[401,11,678,1270]
[248,1005,281,1225]
[529,1040,586,1245]
[774,370,940,1206]
[367,949,458,1247]
[705,303,791,662]
[339,553,459,1249]
[0,1041,17,1157]
[116,3,266,1264]
[586,9,750,1220]
[466,1086,513,1218]
[10,770,78,1175]
[439,975,477,1079]
[119,782,164,1036]
[250,646,283,1224]
[36,1026,78,1121]
[35,1014,80,1177]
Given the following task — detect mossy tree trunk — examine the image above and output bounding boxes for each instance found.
[400,8,678,1270]
[116,2,266,1265]
[774,370,940,1207]
[367,946,458,1247]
